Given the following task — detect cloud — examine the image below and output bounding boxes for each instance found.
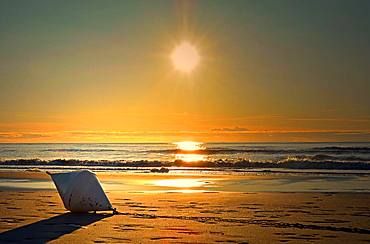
[0,129,369,142]
[0,133,50,139]
[212,126,249,132]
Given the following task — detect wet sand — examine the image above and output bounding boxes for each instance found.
[0,171,370,243]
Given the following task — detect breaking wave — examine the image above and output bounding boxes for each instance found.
[1,156,369,170]
[29,146,370,155]
[141,146,370,155]
[41,149,121,152]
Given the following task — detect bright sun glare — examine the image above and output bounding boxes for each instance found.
[174,141,206,162]
[171,41,200,73]
[154,179,205,188]
[174,141,203,151]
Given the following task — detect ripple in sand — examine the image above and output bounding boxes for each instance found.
[6,207,21,210]
[95,237,131,243]
[158,199,177,202]
[113,223,154,231]
[0,217,27,224]
[215,239,239,243]
[150,236,180,240]
[200,209,238,214]
[171,204,203,210]
[275,232,321,242]
[163,226,201,235]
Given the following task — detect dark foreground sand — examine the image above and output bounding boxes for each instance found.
[0,172,370,243]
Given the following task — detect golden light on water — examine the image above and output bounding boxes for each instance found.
[174,141,206,162]
[174,141,203,151]
[154,178,206,188]
[175,153,206,162]
[171,41,200,73]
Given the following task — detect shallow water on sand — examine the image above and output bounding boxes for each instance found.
[1,172,370,193]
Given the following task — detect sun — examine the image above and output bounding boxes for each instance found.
[171,41,200,73]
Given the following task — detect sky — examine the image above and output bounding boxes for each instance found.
[0,0,369,142]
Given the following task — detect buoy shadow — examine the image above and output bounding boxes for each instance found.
[0,212,111,242]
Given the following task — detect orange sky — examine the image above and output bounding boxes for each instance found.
[0,1,369,142]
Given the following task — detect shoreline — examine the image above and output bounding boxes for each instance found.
[1,169,370,193]
[1,165,370,177]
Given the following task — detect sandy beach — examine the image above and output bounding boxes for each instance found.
[0,170,369,243]
[1,0,370,242]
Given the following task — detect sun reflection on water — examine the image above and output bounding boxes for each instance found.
[174,141,204,151]
[173,141,206,162]
[154,178,206,188]
[175,153,206,162]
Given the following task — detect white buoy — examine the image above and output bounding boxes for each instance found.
[47,170,115,213]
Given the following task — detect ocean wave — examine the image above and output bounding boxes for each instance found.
[1,157,369,170]
[311,146,370,154]
[40,149,122,152]
[146,148,300,155]
[0,149,16,152]
[145,146,370,155]
[34,146,370,155]
[283,154,370,162]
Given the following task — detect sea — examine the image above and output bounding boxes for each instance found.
[0,142,369,173]
[1,142,370,192]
